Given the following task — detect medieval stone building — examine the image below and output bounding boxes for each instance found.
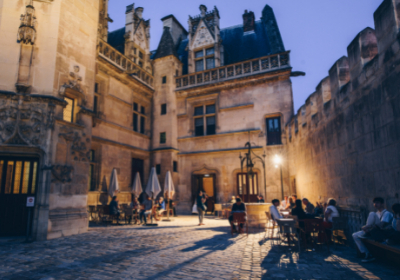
[0,0,398,240]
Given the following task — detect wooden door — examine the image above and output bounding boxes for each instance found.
[237,173,258,203]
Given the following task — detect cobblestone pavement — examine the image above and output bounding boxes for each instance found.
[0,216,399,280]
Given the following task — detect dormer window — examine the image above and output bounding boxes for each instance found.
[194,47,215,72]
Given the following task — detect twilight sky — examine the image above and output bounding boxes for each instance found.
[108,0,383,112]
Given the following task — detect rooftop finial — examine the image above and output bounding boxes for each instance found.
[199,5,207,17]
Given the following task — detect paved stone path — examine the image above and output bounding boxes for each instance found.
[0,216,399,280]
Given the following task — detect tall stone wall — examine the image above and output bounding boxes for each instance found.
[286,0,400,211]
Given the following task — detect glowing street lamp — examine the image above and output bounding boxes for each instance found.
[274,155,284,200]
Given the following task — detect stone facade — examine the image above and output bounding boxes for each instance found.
[286,0,400,212]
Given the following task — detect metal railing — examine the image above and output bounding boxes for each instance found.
[98,40,154,88]
[175,52,290,89]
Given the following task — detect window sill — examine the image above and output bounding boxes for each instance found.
[55,118,85,129]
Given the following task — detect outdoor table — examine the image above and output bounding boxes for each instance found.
[276,218,296,247]
[280,211,290,217]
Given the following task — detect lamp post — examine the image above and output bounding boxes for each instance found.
[274,155,284,200]
[239,142,266,202]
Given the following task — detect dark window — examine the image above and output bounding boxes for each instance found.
[133,48,137,55]
[195,118,204,136]
[206,57,215,69]
[139,51,143,59]
[176,70,179,76]
[160,132,166,144]
[162,76,167,84]
[132,158,144,186]
[173,161,178,172]
[140,116,145,134]
[89,150,95,162]
[141,106,145,114]
[95,83,99,93]
[195,60,204,72]
[206,116,216,135]
[156,164,161,175]
[194,106,203,116]
[266,117,282,145]
[161,104,167,115]
[93,95,98,113]
[133,113,138,132]
[206,104,215,114]
[133,102,138,111]
[195,50,203,58]
[88,165,95,191]
[206,48,214,55]
[139,61,143,68]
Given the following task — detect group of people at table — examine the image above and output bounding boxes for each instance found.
[223,194,400,262]
[108,194,177,225]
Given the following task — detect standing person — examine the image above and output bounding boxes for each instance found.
[257,195,265,203]
[109,196,121,225]
[229,198,247,233]
[128,194,140,224]
[322,198,340,243]
[139,195,153,225]
[280,196,288,210]
[302,198,315,215]
[197,190,207,226]
[352,197,393,262]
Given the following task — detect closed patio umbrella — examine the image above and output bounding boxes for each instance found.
[131,172,143,198]
[145,167,161,199]
[108,168,119,198]
[164,171,175,221]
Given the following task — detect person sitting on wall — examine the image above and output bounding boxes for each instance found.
[109,196,121,225]
[270,199,283,221]
[352,197,394,262]
[154,197,166,221]
[386,203,400,245]
[257,195,265,203]
[280,196,288,210]
[229,198,247,233]
[302,198,315,217]
[139,195,153,225]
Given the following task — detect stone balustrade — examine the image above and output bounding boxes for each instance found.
[175,52,290,89]
[98,40,154,88]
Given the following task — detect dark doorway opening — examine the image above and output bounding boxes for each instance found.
[192,174,216,213]
[0,157,39,237]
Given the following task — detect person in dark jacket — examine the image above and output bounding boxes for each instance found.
[292,199,307,220]
[109,196,121,224]
[229,198,247,233]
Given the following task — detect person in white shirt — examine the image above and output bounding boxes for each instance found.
[270,199,283,221]
[280,196,288,210]
[352,197,394,263]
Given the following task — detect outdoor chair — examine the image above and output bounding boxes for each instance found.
[231,212,248,236]
[124,208,138,224]
[303,219,329,251]
[88,205,97,222]
[214,204,224,218]
[276,219,301,252]
[330,217,347,247]
[263,211,279,243]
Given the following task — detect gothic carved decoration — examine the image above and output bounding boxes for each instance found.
[59,127,91,162]
[17,0,37,45]
[51,165,74,183]
[0,96,55,147]
[192,21,215,49]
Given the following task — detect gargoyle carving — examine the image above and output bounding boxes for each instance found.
[51,165,74,183]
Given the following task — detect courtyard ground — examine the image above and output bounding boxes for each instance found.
[0,216,399,280]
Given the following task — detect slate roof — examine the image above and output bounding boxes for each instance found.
[153,27,179,60]
[108,27,126,54]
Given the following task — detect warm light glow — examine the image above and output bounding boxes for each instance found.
[204,174,210,177]
[274,155,282,165]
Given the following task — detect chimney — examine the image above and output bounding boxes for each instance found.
[243,10,255,33]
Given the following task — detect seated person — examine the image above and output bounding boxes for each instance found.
[257,195,265,203]
[230,196,236,203]
[302,198,315,217]
[229,198,246,233]
[109,196,121,224]
[139,195,153,225]
[165,194,177,217]
[314,202,324,217]
[154,197,166,220]
[292,199,307,220]
[284,197,295,210]
[270,199,283,221]
[387,203,400,245]
[128,195,140,224]
[280,196,288,211]
[352,197,393,262]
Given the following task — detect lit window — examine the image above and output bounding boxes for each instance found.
[63,97,74,122]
